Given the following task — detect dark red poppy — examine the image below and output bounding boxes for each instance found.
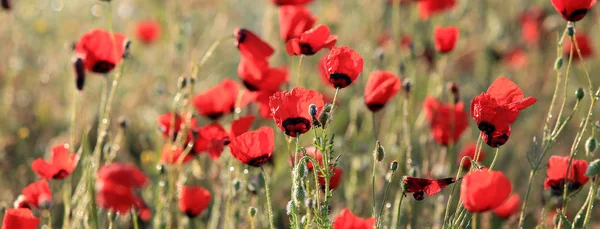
[96,163,149,214]
[234,28,274,61]
[458,143,485,170]
[1,208,40,229]
[290,146,323,171]
[544,156,589,196]
[31,144,78,180]
[563,32,594,60]
[519,7,545,45]
[325,46,364,88]
[492,194,521,219]
[318,55,335,88]
[333,208,375,229]
[279,5,316,41]
[193,122,230,160]
[503,48,528,69]
[269,87,325,137]
[229,126,275,167]
[20,180,52,209]
[482,125,511,148]
[192,79,239,120]
[75,29,128,74]
[418,0,456,20]
[238,56,289,92]
[461,169,512,213]
[286,24,337,56]
[364,71,401,112]
[403,176,455,200]
[136,20,161,44]
[160,143,195,164]
[230,115,255,138]
[157,113,197,139]
[434,26,459,53]
[470,77,536,147]
[424,96,469,145]
[318,167,343,190]
[271,0,314,5]
[179,185,212,218]
[551,0,596,22]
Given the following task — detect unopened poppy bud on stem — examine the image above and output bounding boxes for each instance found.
[390,161,398,172]
[248,206,257,217]
[567,24,575,36]
[576,88,584,101]
[373,140,385,162]
[449,82,460,103]
[586,137,598,154]
[403,80,412,95]
[554,57,563,70]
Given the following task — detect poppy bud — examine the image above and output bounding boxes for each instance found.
[567,24,575,37]
[118,117,128,129]
[178,77,188,89]
[308,104,318,117]
[585,159,600,177]
[554,57,563,70]
[248,207,257,217]
[576,88,584,101]
[233,179,241,192]
[390,161,398,172]
[294,184,306,204]
[296,164,308,178]
[373,140,385,162]
[73,58,85,91]
[318,104,333,128]
[403,79,412,95]
[449,82,460,103]
[122,40,132,58]
[586,137,598,154]
[1,0,10,10]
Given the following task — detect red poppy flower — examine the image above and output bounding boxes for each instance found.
[403,176,455,200]
[418,0,456,20]
[135,20,161,44]
[434,26,459,53]
[31,144,78,180]
[318,55,335,88]
[269,87,325,137]
[550,0,596,22]
[160,143,195,164]
[229,126,275,167]
[458,143,485,170]
[1,208,40,229]
[179,185,212,218]
[230,115,255,138]
[290,146,323,171]
[238,56,289,92]
[157,113,197,139]
[193,79,239,120]
[460,169,512,213]
[21,180,52,209]
[333,208,375,229]
[286,24,337,56]
[234,28,274,61]
[482,125,511,148]
[279,5,316,41]
[519,7,545,45]
[138,201,152,222]
[544,156,589,196]
[193,122,230,160]
[423,96,469,145]
[470,77,536,146]
[563,32,594,60]
[271,0,314,5]
[492,194,521,219]
[364,71,401,112]
[96,163,149,214]
[75,29,128,74]
[318,167,343,190]
[325,46,364,89]
[503,48,528,69]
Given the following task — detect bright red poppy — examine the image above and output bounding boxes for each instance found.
[458,143,485,170]
[403,176,455,200]
[192,79,239,120]
[492,194,521,219]
[1,208,40,229]
[193,122,230,160]
[364,71,401,112]
[229,126,275,167]
[286,24,337,56]
[269,87,325,137]
[238,56,289,92]
[271,0,314,5]
[434,26,459,53]
[418,0,456,20]
[135,20,161,44]
[290,146,323,171]
[544,156,589,196]
[325,46,364,89]
[333,208,375,229]
[75,29,128,74]
[31,144,78,180]
[461,169,512,213]
[234,28,274,61]
[20,180,52,209]
[96,163,149,214]
[519,7,544,45]
[318,167,343,190]
[279,5,316,41]
[423,96,469,145]
[179,185,212,218]
[550,0,596,22]
[160,143,195,164]
[503,48,528,69]
[230,115,255,138]
[563,32,594,60]
[318,55,335,88]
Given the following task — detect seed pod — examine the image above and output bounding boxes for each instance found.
[576,88,584,101]
[586,138,598,155]
[73,58,85,91]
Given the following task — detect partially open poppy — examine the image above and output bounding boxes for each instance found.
[75,29,128,74]
[20,180,52,209]
[492,193,521,219]
[179,185,212,218]
[418,0,456,20]
[364,71,401,112]
[550,0,596,22]
[237,56,289,92]
[403,176,455,200]
[193,122,230,160]
[563,32,594,60]
[192,79,239,120]
[333,208,375,229]
[31,144,78,180]
[160,143,195,164]
[135,20,161,44]
[458,143,485,170]
[279,5,316,41]
[286,25,337,56]
[325,46,364,89]
[544,156,589,196]
[424,96,469,146]
[234,28,274,61]
[96,163,149,215]
[272,0,314,5]
[269,87,325,137]
[229,126,275,167]
[318,167,343,190]
[461,169,512,213]
[1,208,40,229]
[230,115,255,138]
[434,26,459,53]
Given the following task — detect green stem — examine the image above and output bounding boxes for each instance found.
[376,170,396,228]
[195,35,235,81]
[518,171,535,228]
[132,210,139,229]
[372,160,377,218]
[582,176,599,228]
[261,166,276,229]
[297,55,304,86]
[392,192,405,229]
[488,148,500,170]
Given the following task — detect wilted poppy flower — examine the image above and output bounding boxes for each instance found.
[461,169,512,213]
[318,167,343,190]
[238,56,289,92]
[403,176,455,200]
[470,77,536,147]
[160,143,195,164]
[136,20,161,44]
[492,194,521,219]
[550,0,596,22]
[503,48,528,69]
[519,7,545,45]
[272,0,314,5]
[418,0,456,20]
[270,87,325,137]
[234,28,274,61]
[290,146,323,171]
[229,126,275,167]
[434,26,459,53]
[458,143,485,170]
[179,186,212,218]
[230,115,255,138]
[325,46,364,89]
[1,208,40,229]
[31,144,78,180]
[193,122,230,160]
[364,71,401,112]
[333,208,375,229]
[20,180,52,209]
[286,24,337,56]
[96,163,149,214]
[424,96,469,145]
[279,5,316,41]
[544,156,589,196]
[193,79,239,120]
[75,29,128,74]
[563,32,594,60]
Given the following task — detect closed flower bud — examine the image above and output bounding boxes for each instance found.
[390,161,399,172]
[318,104,333,128]
[248,207,257,217]
[122,40,132,58]
[576,88,584,101]
[554,57,563,70]
[233,179,241,192]
[403,79,412,95]
[373,140,385,162]
[308,104,318,117]
[586,138,598,154]
[585,159,600,177]
[297,163,308,178]
[73,58,85,91]
[178,77,188,89]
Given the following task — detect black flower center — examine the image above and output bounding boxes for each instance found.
[92,61,115,74]
[248,154,271,167]
[300,43,315,55]
[282,118,311,137]
[329,73,352,88]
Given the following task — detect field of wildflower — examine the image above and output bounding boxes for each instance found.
[1,0,600,228]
